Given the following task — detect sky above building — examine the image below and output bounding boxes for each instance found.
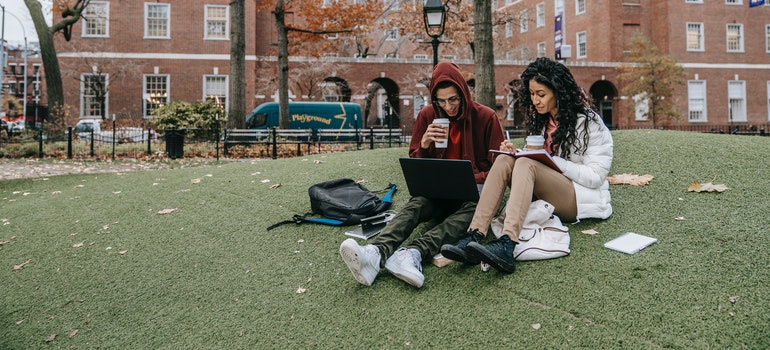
[2,0,51,45]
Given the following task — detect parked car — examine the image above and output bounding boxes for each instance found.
[75,119,153,143]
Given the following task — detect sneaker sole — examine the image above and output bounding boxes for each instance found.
[440,244,480,265]
[384,261,424,288]
[466,242,515,273]
[339,240,375,286]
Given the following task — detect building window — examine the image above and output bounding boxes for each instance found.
[725,0,742,4]
[537,42,546,57]
[726,23,743,52]
[386,28,399,41]
[688,80,706,122]
[505,22,512,38]
[144,75,169,117]
[205,5,229,40]
[82,1,109,37]
[766,25,770,53]
[685,0,703,3]
[145,3,170,39]
[536,3,545,27]
[576,31,587,58]
[633,93,649,121]
[686,22,704,51]
[320,81,341,102]
[728,80,747,122]
[81,74,108,118]
[204,75,228,108]
[519,10,528,33]
[576,0,586,14]
[413,54,429,60]
[767,81,770,122]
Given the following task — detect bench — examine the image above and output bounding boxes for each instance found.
[223,128,313,158]
[360,128,403,148]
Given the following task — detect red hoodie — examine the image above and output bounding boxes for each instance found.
[409,62,505,184]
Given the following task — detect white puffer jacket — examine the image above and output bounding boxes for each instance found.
[549,112,613,220]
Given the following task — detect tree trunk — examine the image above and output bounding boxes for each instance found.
[25,0,64,115]
[473,0,495,110]
[228,0,246,128]
[274,1,290,129]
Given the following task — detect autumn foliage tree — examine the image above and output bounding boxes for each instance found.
[617,32,686,128]
[256,0,385,129]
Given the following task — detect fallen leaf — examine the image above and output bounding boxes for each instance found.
[0,241,9,246]
[581,229,599,235]
[45,334,57,343]
[728,295,739,303]
[73,242,84,248]
[118,250,128,255]
[112,191,122,194]
[13,259,32,270]
[68,329,79,339]
[532,323,541,330]
[675,216,685,221]
[297,239,305,243]
[313,160,323,164]
[269,183,282,189]
[296,287,306,294]
[15,319,24,325]
[688,180,729,193]
[157,208,179,215]
[607,173,654,186]
[260,179,270,183]
[191,178,202,184]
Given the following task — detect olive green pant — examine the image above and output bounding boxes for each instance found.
[372,196,477,266]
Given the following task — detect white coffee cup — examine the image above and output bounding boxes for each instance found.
[433,118,450,148]
[525,135,545,150]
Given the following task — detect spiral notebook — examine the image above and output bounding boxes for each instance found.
[604,232,657,254]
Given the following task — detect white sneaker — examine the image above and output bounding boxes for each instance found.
[339,238,381,286]
[384,248,424,288]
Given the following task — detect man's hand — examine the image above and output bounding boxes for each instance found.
[421,122,449,149]
[499,140,517,153]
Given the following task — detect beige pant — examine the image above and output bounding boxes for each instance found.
[469,156,577,242]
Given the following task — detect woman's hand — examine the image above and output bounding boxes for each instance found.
[499,140,517,153]
[421,122,449,149]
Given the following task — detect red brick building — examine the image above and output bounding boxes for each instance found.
[55,0,770,134]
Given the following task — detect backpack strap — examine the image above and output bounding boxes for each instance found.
[266,213,346,231]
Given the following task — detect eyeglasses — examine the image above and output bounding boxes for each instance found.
[434,96,461,106]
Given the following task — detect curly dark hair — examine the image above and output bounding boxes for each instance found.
[519,57,597,158]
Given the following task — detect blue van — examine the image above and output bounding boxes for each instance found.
[245,102,362,130]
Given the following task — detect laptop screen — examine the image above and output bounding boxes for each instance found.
[398,158,480,201]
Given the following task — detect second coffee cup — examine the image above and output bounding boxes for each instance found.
[525,135,545,150]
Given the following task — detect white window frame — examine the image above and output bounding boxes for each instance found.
[633,93,649,121]
[385,28,399,41]
[688,80,707,122]
[505,22,512,38]
[728,80,747,122]
[81,73,108,118]
[685,0,703,3]
[686,22,704,52]
[576,31,587,58]
[143,74,170,118]
[413,54,429,60]
[519,9,529,33]
[145,3,171,39]
[725,0,742,5]
[82,1,110,38]
[536,3,545,28]
[204,5,230,40]
[203,75,228,108]
[537,42,546,57]
[765,25,770,53]
[726,23,744,52]
[576,0,586,14]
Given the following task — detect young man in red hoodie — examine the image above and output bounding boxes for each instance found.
[339,62,504,288]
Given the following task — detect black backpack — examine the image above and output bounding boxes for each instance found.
[267,178,397,231]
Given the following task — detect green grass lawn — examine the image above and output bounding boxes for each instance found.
[1,129,769,349]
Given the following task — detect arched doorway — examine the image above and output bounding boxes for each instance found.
[589,81,618,128]
[321,77,352,102]
[367,78,399,129]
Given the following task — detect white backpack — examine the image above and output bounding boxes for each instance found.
[490,200,571,261]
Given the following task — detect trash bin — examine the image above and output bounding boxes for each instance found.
[165,128,184,159]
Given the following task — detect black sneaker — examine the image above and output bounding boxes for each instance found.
[467,235,517,273]
[440,229,483,265]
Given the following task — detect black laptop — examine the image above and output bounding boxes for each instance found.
[398,158,481,201]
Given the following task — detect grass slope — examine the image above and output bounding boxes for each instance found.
[1,130,769,349]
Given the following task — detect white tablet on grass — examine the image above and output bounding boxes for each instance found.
[604,232,657,254]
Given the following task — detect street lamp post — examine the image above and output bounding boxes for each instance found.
[422,0,447,68]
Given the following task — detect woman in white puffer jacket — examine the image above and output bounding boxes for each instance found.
[441,57,614,274]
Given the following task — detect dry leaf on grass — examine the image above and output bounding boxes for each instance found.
[728,295,739,304]
[45,334,57,343]
[581,229,599,235]
[269,183,282,189]
[607,173,654,186]
[191,178,202,184]
[68,329,79,339]
[157,208,179,215]
[13,259,32,270]
[531,323,541,330]
[675,216,685,221]
[73,242,84,248]
[688,180,729,192]
[296,287,306,294]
